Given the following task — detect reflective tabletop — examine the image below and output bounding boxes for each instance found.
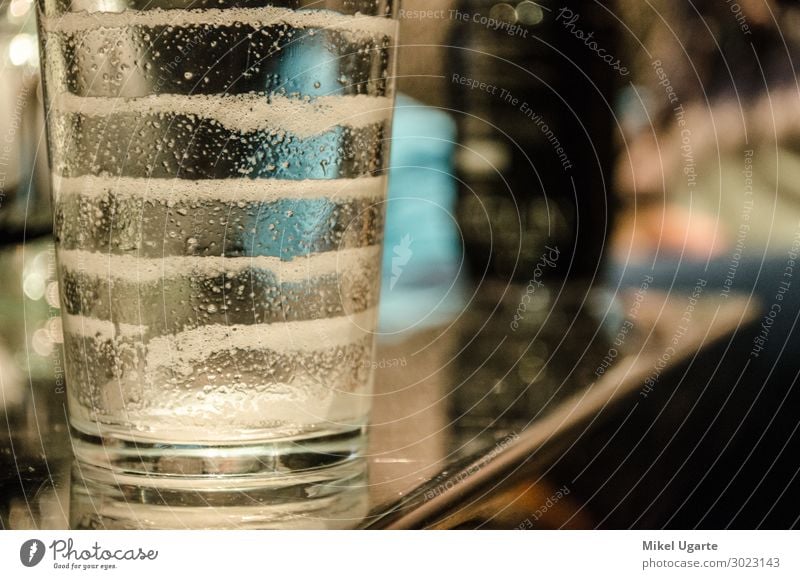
[1,261,759,529]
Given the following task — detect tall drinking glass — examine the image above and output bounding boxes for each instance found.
[35,0,398,495]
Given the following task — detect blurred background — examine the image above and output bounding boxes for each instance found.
[2,0,800,529]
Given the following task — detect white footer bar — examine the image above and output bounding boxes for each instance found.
[2,531,799,578]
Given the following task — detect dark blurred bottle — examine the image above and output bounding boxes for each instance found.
[445,1,622,441]
[449,0,620,283]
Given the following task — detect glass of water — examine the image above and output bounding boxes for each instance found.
[36,0,398,498]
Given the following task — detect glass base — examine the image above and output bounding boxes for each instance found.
[68,425,369,529]
[70,460,368,529]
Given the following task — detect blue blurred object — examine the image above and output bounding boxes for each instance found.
[379,95,464,334]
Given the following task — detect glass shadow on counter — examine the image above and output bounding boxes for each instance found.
[69,459,369,530]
